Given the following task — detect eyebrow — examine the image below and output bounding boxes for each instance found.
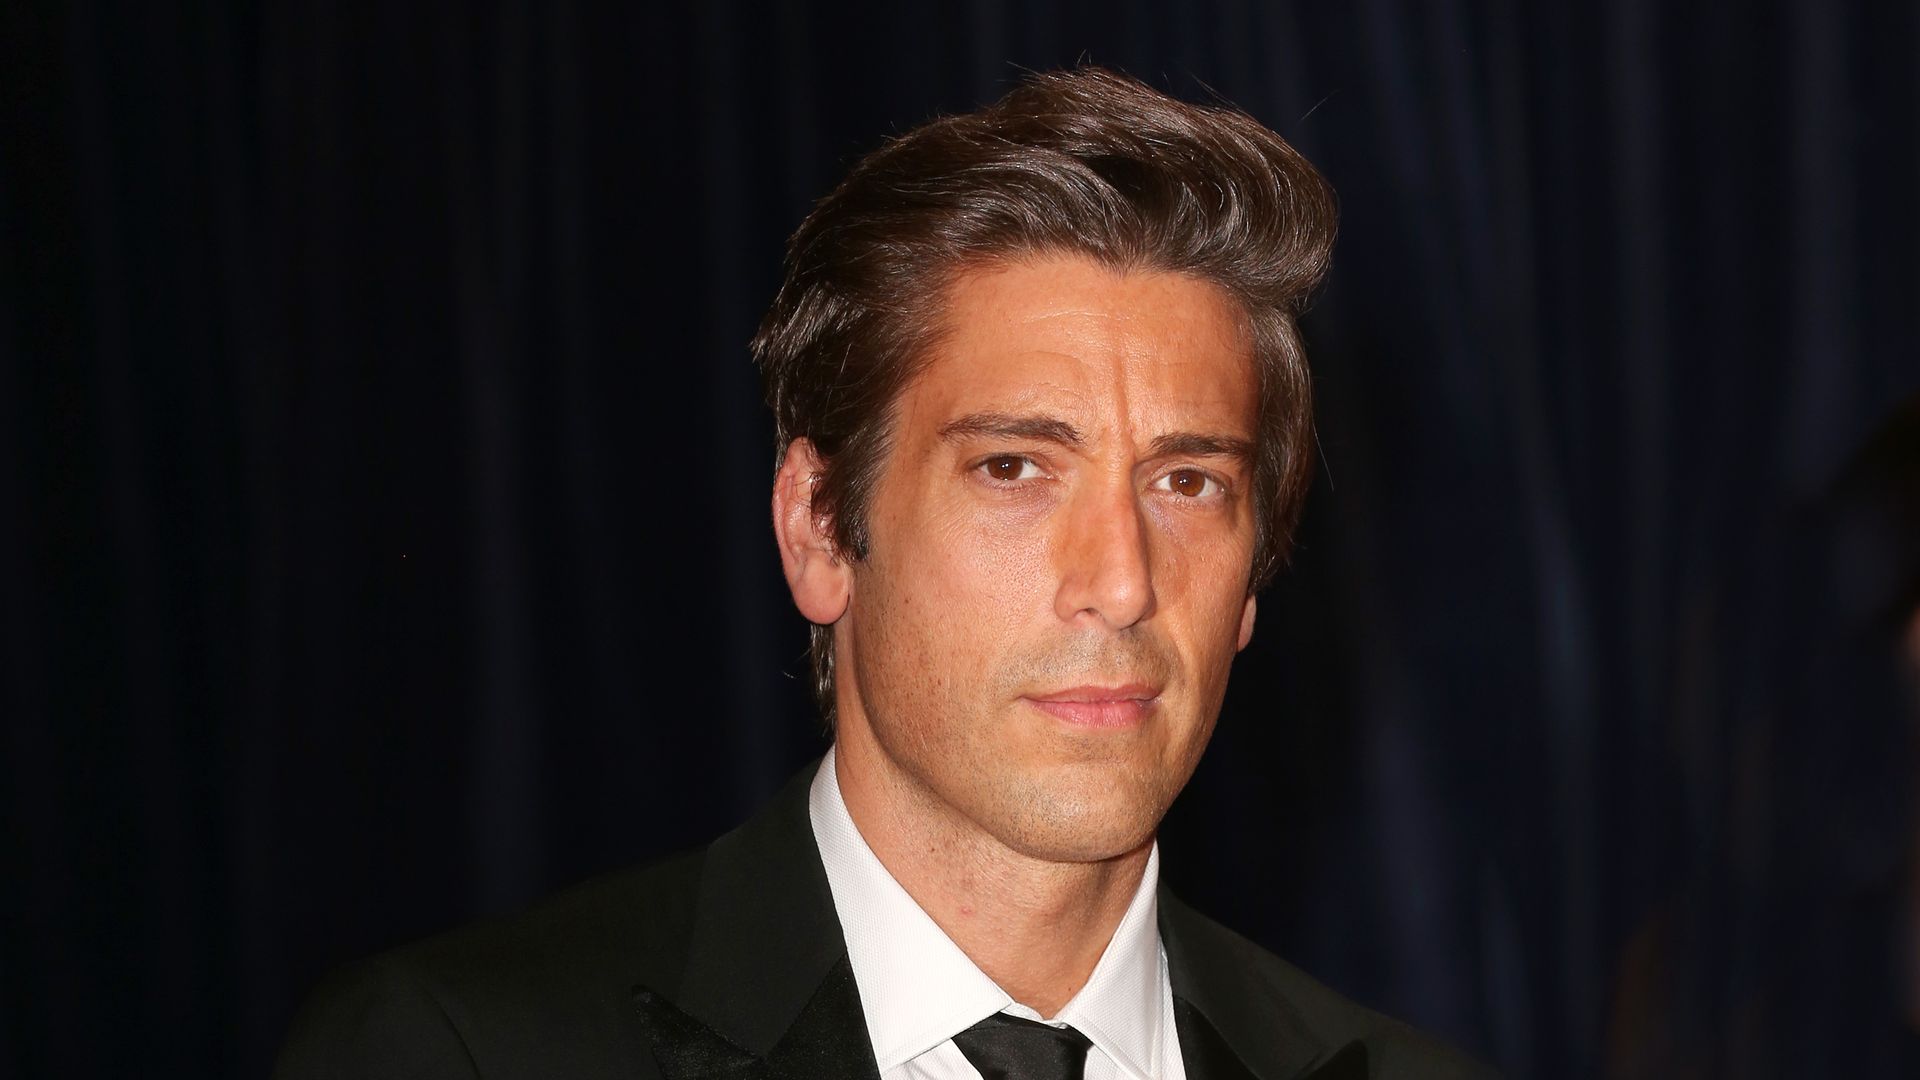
[938,412,1085,447]
[937,411,1253,462]
[1146,431,1255,463]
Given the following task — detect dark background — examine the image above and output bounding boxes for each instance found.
[5,2,1918,1077]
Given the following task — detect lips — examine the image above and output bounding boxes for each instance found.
[1022,683,1160,728]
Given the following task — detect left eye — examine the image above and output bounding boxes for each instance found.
[1155,468,1220,498]
[979,455,1041,482]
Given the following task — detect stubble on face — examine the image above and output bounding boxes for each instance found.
[846,593,1199,865]
[832,254,1260,870]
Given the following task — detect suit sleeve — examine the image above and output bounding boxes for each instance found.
[272,957,484,1080]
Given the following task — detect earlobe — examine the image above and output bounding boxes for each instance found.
[1237,593,1257,651]
[772,439,851,626]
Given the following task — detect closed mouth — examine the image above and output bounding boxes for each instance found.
[1022,684,1160,728]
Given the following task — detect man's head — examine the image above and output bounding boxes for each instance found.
[757,68,1334,862]
[757,68,1336,723]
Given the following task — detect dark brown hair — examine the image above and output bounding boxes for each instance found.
[753,67,1337,723]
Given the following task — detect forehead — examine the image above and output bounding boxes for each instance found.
[898,255,1257,439]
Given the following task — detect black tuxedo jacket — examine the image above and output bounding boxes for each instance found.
[275,764,1495,1079]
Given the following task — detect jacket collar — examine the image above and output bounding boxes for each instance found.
[632,759,1361,1080]
[1160,886,1368,1080]
[633,760,881,1079]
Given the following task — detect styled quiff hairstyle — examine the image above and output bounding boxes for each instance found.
[753,67,1337,723]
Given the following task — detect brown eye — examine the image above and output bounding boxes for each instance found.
[980,455,1037,482]
[1158,468,1219,498]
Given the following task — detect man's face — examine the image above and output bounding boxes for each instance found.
[834,254,1262,864]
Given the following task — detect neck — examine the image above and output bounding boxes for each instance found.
[831,731,1151,1018]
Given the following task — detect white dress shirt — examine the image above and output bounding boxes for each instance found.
[808,748,1188,1080]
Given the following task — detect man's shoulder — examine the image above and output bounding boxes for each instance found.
[274,849,707,1080]
[1162,892,1501,1080]
[276,764,834,1079]
[402,846,707,990]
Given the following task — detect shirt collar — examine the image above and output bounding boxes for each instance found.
[808,747,1169,1080]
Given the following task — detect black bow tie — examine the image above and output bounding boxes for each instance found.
[952,1012,1096,1080]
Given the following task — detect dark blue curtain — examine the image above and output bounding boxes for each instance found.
[5,2,1917,1077]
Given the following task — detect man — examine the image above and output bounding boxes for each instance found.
[276,68,1495,1080]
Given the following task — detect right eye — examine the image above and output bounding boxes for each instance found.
[978,455,1041,482]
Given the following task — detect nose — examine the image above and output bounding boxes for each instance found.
[1053,483,1157,630]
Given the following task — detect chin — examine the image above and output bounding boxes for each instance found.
[987,772,1170,864]
[999,817,1159,865]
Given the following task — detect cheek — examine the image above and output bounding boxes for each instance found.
[921,508,1056,642]
[860,497,1053,692]
[1151,526,1255,680]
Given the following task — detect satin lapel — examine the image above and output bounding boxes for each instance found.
[1160,887,1359,1080]
[762,956,880,1079]
[632,761,877,1079]
[632,985,766,1080]
[634,958,878,1080]
[1173,996,1261,1080]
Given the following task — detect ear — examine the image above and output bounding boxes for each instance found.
[1236,593,1257,651]
[772,439,852,626]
